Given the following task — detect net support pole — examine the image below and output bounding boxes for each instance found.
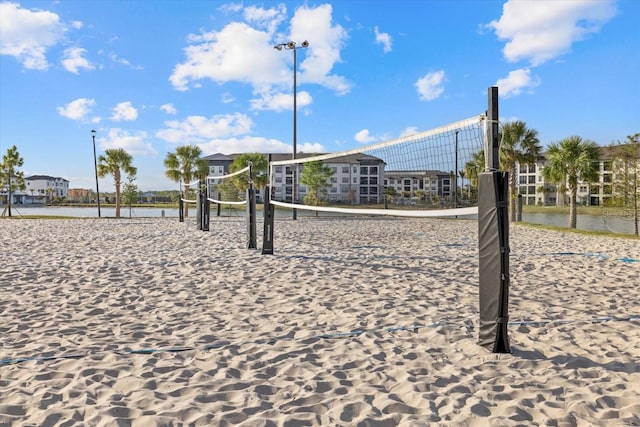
[247,163,257,249]
[203,196,210,232]
[179,194,184,223]
[197,181,203,231]
[478,86,511,354]
[216,192,221,217]
[262,185,275,255]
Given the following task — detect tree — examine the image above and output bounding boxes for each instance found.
[121,176,139,219]
[0,145,26,217]
[164,145,208,217]
[98,148,137,218]
[499,121,542,222]
[300,160,334,207]
[610,133,639,236]
[542,136,600,229]
[229,153,268,192]
[458,170,466,202]
[464,150,485,204]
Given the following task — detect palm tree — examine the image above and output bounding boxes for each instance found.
[499,121,542,222]
[98,148,137,218]
[458,170,466,202]
[542,136,600,228]
[464,150,485,204]
[164,145,208,217]
[229,153,268,192]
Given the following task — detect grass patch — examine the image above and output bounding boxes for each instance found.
[521,205,629,216]
[516,221,639,239]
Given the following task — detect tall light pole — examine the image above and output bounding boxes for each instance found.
[274,40,309,220]
[91,129,101,218]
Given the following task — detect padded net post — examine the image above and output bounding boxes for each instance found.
[478,86,510,354]
[262,185,275,255]
[247,187,257,250]
[202,196,210,231]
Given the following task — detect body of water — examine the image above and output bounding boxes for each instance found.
[3,206,636,235]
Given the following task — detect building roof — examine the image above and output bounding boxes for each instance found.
[202,153,234,161]
[26,175,69,182]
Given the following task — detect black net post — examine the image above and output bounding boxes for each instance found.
[247,162,257,249]
[262,185,275,255]
[203,194,210,232]
[478,86,511,354]
[216,193,221,217]
[197,182,203,231]
[179,194,184,222]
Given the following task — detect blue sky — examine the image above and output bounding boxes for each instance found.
[1,0,638,191]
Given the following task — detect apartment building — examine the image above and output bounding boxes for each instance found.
[384,170,452,202]
[0,175,69,205]
[203,153,460,206]
[26,175,69,202]
[203,152,387,204]
[516,146,630,207]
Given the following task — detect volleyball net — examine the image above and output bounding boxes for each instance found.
[267,114,487,218]
[206,166,251,206]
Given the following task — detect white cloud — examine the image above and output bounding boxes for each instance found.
[415,70,445,101]
[487,0,617,66]
[243,4,286,34]
[374,26,392,53]
[400,126,419,137]
[102,128,157,156]
[111,101,138,121]
[156,113,254,144]
[496,68,541,98]
[169,3,351,106]
[109,52,143,70]
[221,92,235,104]
[170,21,277,91]
[0,2,68,70]
[291,4,352,95]
[62,47,94,74]
[57,98,95,120]
[160,103,177,115]
[354,129,377,144]
[198,136,325,156]
[250,90,312,111]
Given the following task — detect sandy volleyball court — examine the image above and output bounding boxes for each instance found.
[1,217,638,426]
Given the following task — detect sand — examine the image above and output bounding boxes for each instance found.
[0,216,638,426]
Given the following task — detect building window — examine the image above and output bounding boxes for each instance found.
[275,166,282,173]
[360,166,368,175]
[370,166,378,174]
[342,177,349,184]
[342,166,349,174]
